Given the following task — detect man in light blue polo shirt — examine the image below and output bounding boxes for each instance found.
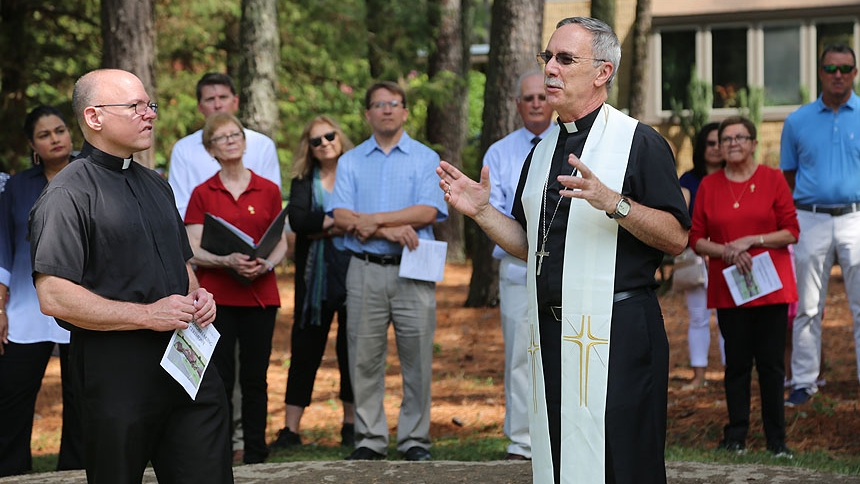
[331,81,447,462]
[780,42,860,407]
[483,70,554,461]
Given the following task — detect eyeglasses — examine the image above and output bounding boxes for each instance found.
[369,99,403,110]
[210,131,244,145]
[519,94,547,103]
[822,64,856,74]
[719,135,753,145]
[310,131,336,148]
[537,51,606,66]
[93,101,158,116]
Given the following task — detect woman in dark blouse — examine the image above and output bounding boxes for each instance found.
[270,116,355,449]
[0,105,82,475]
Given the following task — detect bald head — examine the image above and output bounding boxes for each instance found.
[71,69,156,157]
[72,69,141,119]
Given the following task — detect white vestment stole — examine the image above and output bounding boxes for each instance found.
[523,105,638,484]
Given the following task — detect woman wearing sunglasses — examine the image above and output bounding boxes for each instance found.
[184,112,288,464]
[270,116,355,450]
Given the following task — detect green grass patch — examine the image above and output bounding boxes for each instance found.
[666,445,860,475]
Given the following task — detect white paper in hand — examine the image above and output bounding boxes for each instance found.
[398,240,448,282]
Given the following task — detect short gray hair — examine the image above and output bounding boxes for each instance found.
[71,69,104,124]
[556,17,621,90]
[516,70,544,98]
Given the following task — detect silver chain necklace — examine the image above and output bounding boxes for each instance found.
[537,164,577,276]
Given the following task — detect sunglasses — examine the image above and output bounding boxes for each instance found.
[520,94,547,103]
[822,64,855,74]
[309,131,336,148]
[536,51,606,66]
[706,140,718,147]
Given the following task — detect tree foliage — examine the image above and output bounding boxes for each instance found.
[0,0,100,172]
[0,0,489,208]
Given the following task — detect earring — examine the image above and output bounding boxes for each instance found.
[32,152,41,165]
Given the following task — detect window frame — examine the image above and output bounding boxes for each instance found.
[649,16,859,123]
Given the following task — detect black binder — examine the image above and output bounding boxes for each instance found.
[200,207,287,284]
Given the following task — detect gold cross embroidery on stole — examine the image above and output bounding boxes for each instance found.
[562,315,608,406]
[527,323,541,413]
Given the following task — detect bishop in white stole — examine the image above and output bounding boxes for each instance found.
[522,104,638,484]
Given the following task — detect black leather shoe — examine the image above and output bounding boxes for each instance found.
[717,439,746,455]
[345,447,386,460]
[767,441,794,459]
[243,450,268,464]
[341,423,355,447]
[404,446,432,462]
[269,428,302,451]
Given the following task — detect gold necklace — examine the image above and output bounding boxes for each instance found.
[727,169,756,209]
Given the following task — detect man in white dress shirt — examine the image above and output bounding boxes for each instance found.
[168,72,281,219]
[167,72,282,463]
[483,70,554,460]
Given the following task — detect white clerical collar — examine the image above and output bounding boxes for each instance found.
[122,158,132,170]
[561,120,578,133]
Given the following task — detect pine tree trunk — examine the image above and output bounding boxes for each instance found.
[239,0,280,140]
[467,0,543,307]
[100,0,156,168]
[427,0,472,263]
[628,0,652,119]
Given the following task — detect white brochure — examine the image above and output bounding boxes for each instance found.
[722,252,783,306]
[160,322,220,400]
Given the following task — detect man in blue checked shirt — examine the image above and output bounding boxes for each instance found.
[331,81,447,463]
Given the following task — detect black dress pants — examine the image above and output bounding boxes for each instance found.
[717,304,787,447]
[71,330,232,484]
[0,341,83,476]
[284,302,353,407]
[212,305,277,463]
[539,289,668,484]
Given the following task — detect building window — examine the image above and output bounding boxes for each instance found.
[712,28,748,109]
[653,17,858,120]
[763,26,801,106]
[660,30,696,111]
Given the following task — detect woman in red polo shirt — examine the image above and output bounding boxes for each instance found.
[184,112,287,464]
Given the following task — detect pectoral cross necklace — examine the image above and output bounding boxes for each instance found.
[537,164,577,276]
